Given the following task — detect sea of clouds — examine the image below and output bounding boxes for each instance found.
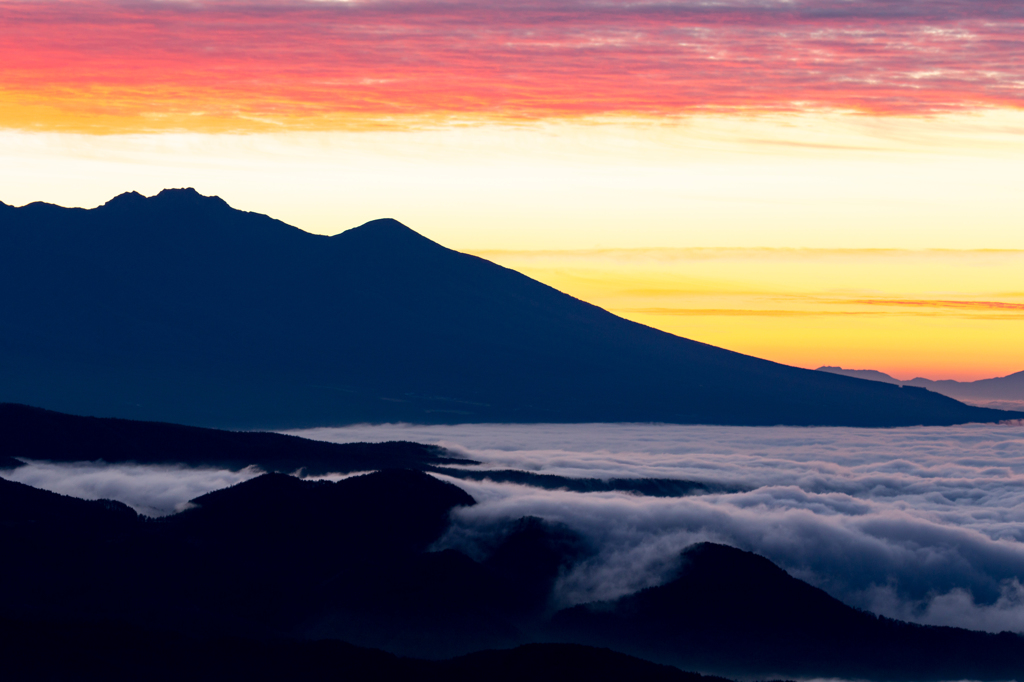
[297,423,1024,634]
[4,422,1024,634]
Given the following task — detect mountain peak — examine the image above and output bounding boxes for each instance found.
[102,191,146,208]
[359,217,410,230]
[334,217,443,253]
[349,218,419,237]
[154,187,230,209]
[101,188,230,212]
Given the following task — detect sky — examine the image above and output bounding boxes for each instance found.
[2,0,1022,379]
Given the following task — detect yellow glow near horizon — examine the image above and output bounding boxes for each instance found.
[2,111,1022,380]
[3,111,1024,251]
[474,247,1024,382]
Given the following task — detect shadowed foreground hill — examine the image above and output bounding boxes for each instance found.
[2,473,1022,680]
[1,188,1019,428]
[552,543,1024,680]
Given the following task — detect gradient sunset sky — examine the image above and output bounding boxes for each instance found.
[2,0,1022,380]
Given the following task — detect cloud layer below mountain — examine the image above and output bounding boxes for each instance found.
[300,423,1024,633]
[1,460,262,518]
[5,422,1024,634]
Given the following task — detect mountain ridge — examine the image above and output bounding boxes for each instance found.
[818,366,1024,410]
[2,468,1022,680]
[551,542,1024,679]
[1,189,1019,428]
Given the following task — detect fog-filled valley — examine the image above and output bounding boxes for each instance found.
[8,421,1024,640]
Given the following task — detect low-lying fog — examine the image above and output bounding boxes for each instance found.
[5,423,1024,635]
[301,423,1024,635]
[2,460,263,518]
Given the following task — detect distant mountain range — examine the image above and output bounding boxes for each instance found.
[1,409,1022,680]
[1,188,1019,428]
[0,403,741,498]
[817,367,1024,412]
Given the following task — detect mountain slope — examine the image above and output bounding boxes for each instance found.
[552,543,1024,680]
[0,403,460,474]
[818,366,1024,411]
[0,403,741,499]
[1,189,1018,428]
[4,472,1022,680]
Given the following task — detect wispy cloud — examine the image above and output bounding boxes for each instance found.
[620,298,1024,319]
[848,298,1024,313]
[3,0,1024,131]
[0,460,262,517]
[617,307,878,317]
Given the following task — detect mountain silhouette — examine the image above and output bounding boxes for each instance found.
[0,403,737,499]
[3,470,1023,679]
[551,542,1024,680]
[2,188,1019,427]
[0,402,464,475]
[819,366,1024,411]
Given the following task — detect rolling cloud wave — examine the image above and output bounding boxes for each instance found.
[6,422,1024,633]
[304,423,1024,633]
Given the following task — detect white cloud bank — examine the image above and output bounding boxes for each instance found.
[0,460,262,517]
[296,423,1024,634]
[4,422,1024,634]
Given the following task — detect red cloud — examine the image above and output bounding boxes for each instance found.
[2,0,1023,131]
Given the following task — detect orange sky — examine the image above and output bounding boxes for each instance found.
[3,0,1024,132]
[474,248,1024,382]
[2,0,1022,380]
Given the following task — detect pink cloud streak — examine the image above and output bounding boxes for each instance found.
[2,0,1023,131]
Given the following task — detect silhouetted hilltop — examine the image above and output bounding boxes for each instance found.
[1,189,1018,427]
[0,470,492,647]
[0,403,463,474]
[3,469,1023,679]
[182,469,474,558]
[818,366,1024,411]
[0,476,137,528]
[552,543,1024,680]
[0,403,734,499]
[818,366,903,384]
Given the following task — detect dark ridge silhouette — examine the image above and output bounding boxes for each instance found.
[481,517,593,616]
[0,402,469,474]
[3,472,1023,678]
[0,403,738,499]
[817,366,904,385]
[0,469,491,647]
[428,466,745,496]
[819,366,1024,410]
[1,189,1019,428]
[0,618,730,682]
[551,542,1024,680]
[0,476,137,528]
